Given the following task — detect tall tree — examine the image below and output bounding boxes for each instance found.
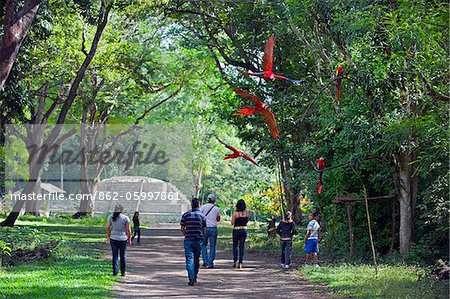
[0,0,45,90]
[166,0,449,253]
[1,0,113,226]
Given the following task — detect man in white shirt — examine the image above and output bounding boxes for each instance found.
[200,193,221,268]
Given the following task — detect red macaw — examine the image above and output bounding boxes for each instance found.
[317,156,325,194]
[336,64,344,103]
[232,88,279,139]
[216,137,259,166]
[240,35,304,83]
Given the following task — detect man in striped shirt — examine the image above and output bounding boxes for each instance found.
[180,198,206,286]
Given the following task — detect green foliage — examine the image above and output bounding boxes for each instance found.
[0,0,447,269]
[16,214,108,227]
[243,185,284,220]
[0,226,53,254]
[165,0,449,261]
[0,239,11,259]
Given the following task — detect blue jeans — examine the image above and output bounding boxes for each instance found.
[202,227,218,267]
[132,226,140,244]
[184,239,202,281]
[232,229,247,263]
[281,240,292,265]
[110,239,127,275]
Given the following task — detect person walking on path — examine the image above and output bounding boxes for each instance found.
[180,198,206,286]
[131,211,141,245]
[304,211,321,268]
[106,204,131,276]
[200,193,221,268]
[231,199,250,269]
[276,211,297,269]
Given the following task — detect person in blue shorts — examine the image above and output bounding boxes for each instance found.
[304,211,320,268]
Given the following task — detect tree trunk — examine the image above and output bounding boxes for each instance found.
[2,1,112,225]
[193,167,202,199]
[396,64,417,254]
[24,177,41,215]
[23,125,45,215]
[78,163,92,215]
[1,199,22,226]
[410,150,418,236]
[398,150,413,253]
[280,157,302,223]
[290,189,302,224]
[0,0,43,90]
[77,121,92,216]
[0,165,42,226]
[345,204,354,257]
[390,200,398,251]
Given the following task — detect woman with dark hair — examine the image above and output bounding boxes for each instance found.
[131,211,141,245]
[231,199,250,269]
[276,211,297,269]
[106,205,131,276]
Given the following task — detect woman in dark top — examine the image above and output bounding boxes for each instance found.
[276,211,297,269]
[231,199,250,269]
[131,211,141,245]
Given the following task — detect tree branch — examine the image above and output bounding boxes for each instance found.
[200,11,258,72]
[8,124,27,144]
[47,0,113,146]
[300,75,352,122]
[133,85,182,125]
[14,0,44,22]
[206,44,234,85]
[81,24,88,57]
[55,1,112,125]
[311,160,351,173]
[421,74,450,102]
[34,83,47,123]
[53,128,77,147]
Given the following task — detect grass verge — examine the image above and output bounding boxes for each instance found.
[300,264,449,299]
[0,216,117,299]
[217,222,448,298]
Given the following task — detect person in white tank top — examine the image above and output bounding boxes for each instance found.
[200,194,221,268]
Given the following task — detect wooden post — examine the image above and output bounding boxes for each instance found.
[352,166,378,276]
[363,192,378,276]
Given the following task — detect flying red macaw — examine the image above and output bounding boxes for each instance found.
[239,35,304,83]
[232,88,279,139]
[317,156,325,194]
[336,64,344,103]
[216,137,259,166]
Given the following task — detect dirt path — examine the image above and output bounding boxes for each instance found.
[104,226,332,298]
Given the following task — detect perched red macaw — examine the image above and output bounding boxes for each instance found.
[336,64,344,103]
[216,137,259,166]
[239,35,304,83]
[317,156,325,194]
[232,88,279,139]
